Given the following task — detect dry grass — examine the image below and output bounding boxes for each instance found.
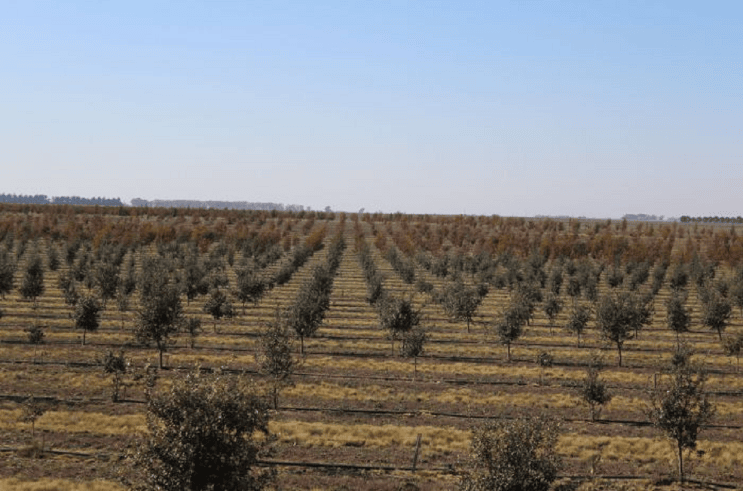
[0,479,125,491]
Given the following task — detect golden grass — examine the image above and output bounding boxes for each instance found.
[0,479,126,491]
[0,409,146,435]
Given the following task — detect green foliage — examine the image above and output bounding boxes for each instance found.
[459,415,561,491]
[136,276,183,369]
[401,326,427,379]
[185,317,202,349]
[648,354,714,483]
[20,254,45,303]
[203,288,235,331]
[596,292,649,366]
[18,396,46,438]
[494,299,527,362]
[442,280,486,332]
[102,350,128,402]
[74,295,101,346]
[257,309,296,409]
[665,291,691,345]
[565,304,590,346]
[94,260,120,308]
[700,290,732,340]
[0,249,16,299]
[380,296,421,355]
[131,370,274,491]
[580,356,611,421]
[542,293,563,331]
[234,267,267,312]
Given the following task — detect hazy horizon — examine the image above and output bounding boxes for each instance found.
[3,2,741,218]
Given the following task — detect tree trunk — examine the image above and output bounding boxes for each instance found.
[300,335,305,355]
[82,329,86,346]
[678,442,684,483]
[159,349,164,369]
[617,343,623,367]
[506,342,511,362]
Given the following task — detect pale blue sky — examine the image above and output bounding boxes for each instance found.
[2,1,741,217]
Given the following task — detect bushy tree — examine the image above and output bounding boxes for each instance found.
[94,261,120,308]
[459,415,561,491]
[0,250,16,299]
[74,295,101,346]
[235,267,266,313]
[401,326,427,379]
[130,370,274,491]
[565,304,590,346]
[494,301,527,362]
[136,278,183,369]
[666,291,691,347]
[442,281,486,333]
[380,296,421,355]
[700,290,732,341]
[543,293,563,334]
[721,332,743,372]
[203,288,235,333]
[102,349,128,402]
[648,353,714,483]
[596,293,636,367]
[580,356,611,421]
[185,317,202,349]
[19,255,44,305]
[257,309,296,409]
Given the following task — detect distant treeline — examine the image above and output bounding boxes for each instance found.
[622,214,666,222]
[130,198,306,212]
[680,216,743,223]
[0,194,123,206]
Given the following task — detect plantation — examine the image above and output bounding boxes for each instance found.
[1,203,743,489]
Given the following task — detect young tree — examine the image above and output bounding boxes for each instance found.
[257,309,296,409]
[379,296,421,356]
[234,267,267,313]
[74,295,101,346]
[19,254,45,305]
[543,293,563,335]
[459,415,561,491]
[26,325,44,363]
[580,356,612,421]
[136,280,183,369]
[102,349,128,402]
[666,291,691,347]
[596,293,635,367]
[131,370,274,491]
[0,250,16,299]
[18,396,46,439]
[648,354,714,483]
[700,291,732,340]
[721,332,743,372]
[442,281,485,333]
[565,304,590,346]
[494,302,526,362]
[203,288,235,333]
[94,260,120,309]
[401,326,427,379]
[184,317,202,349]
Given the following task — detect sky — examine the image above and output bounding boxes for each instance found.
[2,1,742,218]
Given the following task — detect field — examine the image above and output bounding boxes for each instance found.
[0,204,742,490]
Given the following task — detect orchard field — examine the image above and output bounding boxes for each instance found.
[1,203,743,490]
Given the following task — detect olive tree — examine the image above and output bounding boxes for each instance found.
[102,349,128,402]
[543,293,563,335]
[494,301,527,362]
[379,296,421,356]
[20,254,44,306]
[459,415,561,491]
[596,293,635,367]
[700,291,732,341]
[257,309,296,409]
[0,250,16,299]
[565,304,590,347]
[135,279,183,369]
[580,356,611,421]
[648,354,714,483]
[74,295,101,346]
[203,288,235,333]
[666,291,691,347]
[401,326,427,379]
[130,370,274,491]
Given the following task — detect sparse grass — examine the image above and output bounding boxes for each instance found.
[0,479,126,491]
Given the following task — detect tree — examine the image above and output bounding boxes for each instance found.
[0,250,16,299]
[442,281,485,333]
[18,396,46,439]
[257,309,296,409]
[136,280,183,369]
[565,304,590,346]
[666,291,691,347]
[131,370,274,491]
[580,356,611,421]
[74,295,101,346]
[543,293,563,335]
[401,326,427,379]
[235,267,266,313]
[459,415,561,491]
[102,349,128,402]
[203,288,235,333]
[94,260,120,308]
[379,296,421,356]
[721,332,743,372]
[19,254,44,305]
[26,325,44,363]
[185,317,202,349]
[494,302,527,362]
[648,354,714,483]
[700,291,732,341]
[596,293,635,367]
